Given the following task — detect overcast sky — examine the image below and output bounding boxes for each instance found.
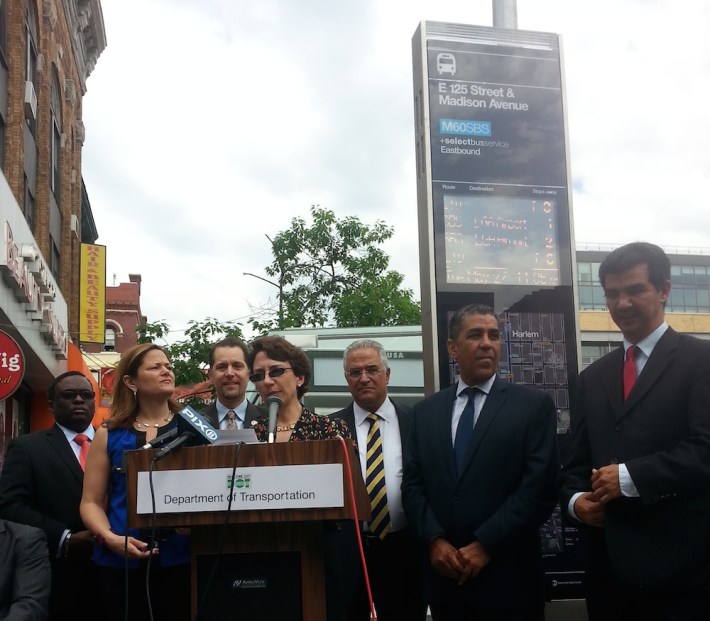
[80,0,710,343]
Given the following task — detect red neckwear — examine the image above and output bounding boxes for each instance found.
[73,433,90,471]
[623,345,639,400]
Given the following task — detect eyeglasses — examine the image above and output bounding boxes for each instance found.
[346,366,383,380]
[57,390,95,401]
[249,367,292,383]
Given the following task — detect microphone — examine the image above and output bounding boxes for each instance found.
[141,426,178,450]
[152,405,219,462]
[266,396,282,444]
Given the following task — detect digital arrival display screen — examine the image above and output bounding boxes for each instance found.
[444,194,560,286]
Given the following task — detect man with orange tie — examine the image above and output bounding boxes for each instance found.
[560,242,710,620]
[0,371,100,619]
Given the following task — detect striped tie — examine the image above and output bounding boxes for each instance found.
[366,413,391,540]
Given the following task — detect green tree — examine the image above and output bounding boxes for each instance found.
[246,205,420,332]
[137,317,244,408]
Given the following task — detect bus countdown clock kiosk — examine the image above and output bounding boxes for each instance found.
[412,21,583,600]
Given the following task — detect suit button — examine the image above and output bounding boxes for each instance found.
[454,494,460,500]
[615,423,623,431]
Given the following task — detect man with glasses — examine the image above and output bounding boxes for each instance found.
[201,336,261,430]
[333,339,427,621]
[0,371,101,619]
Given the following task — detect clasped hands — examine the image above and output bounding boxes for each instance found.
[573,463,622,527]
[429,537,490,586]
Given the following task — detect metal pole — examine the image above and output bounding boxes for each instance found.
[492,0,517,29]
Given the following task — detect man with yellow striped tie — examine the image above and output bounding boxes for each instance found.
[333,339,427,621]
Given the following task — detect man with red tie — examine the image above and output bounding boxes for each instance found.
[0,371,101,619]
[560,242,710,620]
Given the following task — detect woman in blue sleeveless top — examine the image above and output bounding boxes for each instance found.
[80,343,190,621]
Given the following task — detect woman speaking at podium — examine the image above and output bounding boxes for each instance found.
[80,343,190,621]
[248,335,349,443]
[248,335,356,621]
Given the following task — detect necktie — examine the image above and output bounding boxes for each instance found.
[73,434,90,471]
[454,387,479,475]
[226,410,237,430]
[623,345,638,400]
[365,413,391,540]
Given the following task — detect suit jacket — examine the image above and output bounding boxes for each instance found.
[0,424,101,618]
[402,377,559,609]
[200,400,262,430]
[560,327,710,590]
[0,519,51,621]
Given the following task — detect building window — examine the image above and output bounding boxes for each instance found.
[50,68,62,204]
[24,1,38,136]
[0,0,7,65]
[667,264,710,313]
[576,261,606,310]
[23,175,34,230]
[580,342,622,369]
[104,326,116,351]
[49,239,60,280]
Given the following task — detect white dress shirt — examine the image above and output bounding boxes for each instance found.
[450,374,496,445]
[568,322,669,519]
[352,397,408,533]
[215,400,248,430]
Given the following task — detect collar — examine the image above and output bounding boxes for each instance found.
[353,396,395,426]
[624,322,668,359]
[57,422,95,443]
[456,373,496,399]
[216,399,247,422]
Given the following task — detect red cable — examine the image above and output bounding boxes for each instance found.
[336,436,377,620]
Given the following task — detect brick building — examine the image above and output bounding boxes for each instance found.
[0,0,106,442]
[82,273,146,355]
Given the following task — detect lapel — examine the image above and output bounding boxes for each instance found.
[457,378,507,478]
[619,327,678,419]
[45,423,84,483]
[434,386,460,481]
[602,346,625,419]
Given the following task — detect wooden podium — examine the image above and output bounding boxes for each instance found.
[126,440,369,621]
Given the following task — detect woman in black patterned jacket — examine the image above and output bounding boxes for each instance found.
[248,335,357,621]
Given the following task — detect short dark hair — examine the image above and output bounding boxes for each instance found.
[48,371,90,401]
[209,336,250,368]
[448,304,497,340]
[248,336,311,398]
[598,242,670,291]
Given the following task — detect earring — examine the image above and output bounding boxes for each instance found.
[131,388,137,400]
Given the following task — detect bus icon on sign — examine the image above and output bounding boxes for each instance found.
[436,53,456,75]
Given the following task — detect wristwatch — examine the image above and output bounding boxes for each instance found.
[63,532,72,558]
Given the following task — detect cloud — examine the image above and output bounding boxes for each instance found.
[81,0,710,340]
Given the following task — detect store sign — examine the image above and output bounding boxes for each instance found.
[0,222,67,359]
[0,331,25,400]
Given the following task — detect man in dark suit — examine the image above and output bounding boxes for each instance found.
[402,304,559,620]
[201,336,261,430]
[560,242,710,620]
[333,339,427,621]
[0,371,100,619]
[0,519,51,620]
